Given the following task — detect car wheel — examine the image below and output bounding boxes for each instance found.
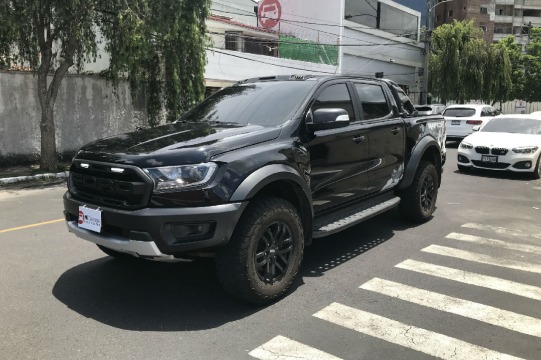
[457,164,471,172]
[97,245,137,261]
[215,196,304,305]
[531,155,541,180]
[399,161,439,223]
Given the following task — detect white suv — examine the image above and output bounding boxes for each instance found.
[443,104,498,141]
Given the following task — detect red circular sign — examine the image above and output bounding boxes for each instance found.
[78,210,84,224]
[258,0,282,29]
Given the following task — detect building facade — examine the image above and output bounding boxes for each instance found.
[212,0,425,103]
[434,0,541,46]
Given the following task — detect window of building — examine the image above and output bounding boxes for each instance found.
[225,32,242,51]
[244,38,278,57]
[479,25,487,32]
[480,7,488,15]
[524,9,541,17]
[436,15,442,22]
[448,10,453,17]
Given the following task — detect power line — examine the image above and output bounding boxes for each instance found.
[208,48,420,78]
[207,48,337,74]
[209,31,420,48]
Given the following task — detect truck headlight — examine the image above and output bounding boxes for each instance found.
[512,146,538,154]
[459,141,473,149]
[143,163,217,192]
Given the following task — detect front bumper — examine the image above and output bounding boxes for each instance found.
[64,191,247,257]
[457,148,539,172]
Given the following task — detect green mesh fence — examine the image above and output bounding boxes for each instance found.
[278,35,338,66]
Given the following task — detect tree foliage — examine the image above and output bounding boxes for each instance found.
[429,20,513,105]
[0,0,211,170]
[523,28,541,103]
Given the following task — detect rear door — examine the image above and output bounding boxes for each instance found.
[351,81,406,192]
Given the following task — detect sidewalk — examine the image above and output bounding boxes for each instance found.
[0,163,69,188]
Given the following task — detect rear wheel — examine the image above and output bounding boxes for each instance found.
[531,155,541,180]
[399,161,438,223]
[215,196,304,305]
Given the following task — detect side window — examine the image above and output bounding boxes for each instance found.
[354,83,391,120]
[311,84,354,120]
[481,107,492,117]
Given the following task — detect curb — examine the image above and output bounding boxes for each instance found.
[0,171,69,185]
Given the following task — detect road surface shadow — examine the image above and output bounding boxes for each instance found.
[453,168,536,182]
[53,207,420,331]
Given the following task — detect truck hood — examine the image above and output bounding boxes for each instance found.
[74,122,282,167]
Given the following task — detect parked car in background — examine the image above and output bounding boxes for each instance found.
[443,104,498,141]
[457,114,541,179]
[415,104,446,116]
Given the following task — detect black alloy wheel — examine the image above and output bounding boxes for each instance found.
[420,174,436,213]
[255,221,293,283]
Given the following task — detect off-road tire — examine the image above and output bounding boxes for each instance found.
[457,164,471,172]
[97,245,136,261]
[399,161,438,223]
[531,155,541,180]
[215,196,304,305]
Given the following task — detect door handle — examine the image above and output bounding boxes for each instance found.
[352,135,366,144]
[390,127,400,135]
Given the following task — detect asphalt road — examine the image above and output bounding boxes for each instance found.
[1,146,540,360]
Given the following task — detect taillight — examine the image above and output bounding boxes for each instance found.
[466,120,482,125]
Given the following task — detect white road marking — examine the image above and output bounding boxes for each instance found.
[360,278,541,338]
[314,303,524,360]
[396,259,541,301]
[249,335,342,360]
[422,245,541,274]
[462,223,541,240]
[446,232,541,255]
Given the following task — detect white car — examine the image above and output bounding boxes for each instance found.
[457,114,541,179]
[443,104,498,141]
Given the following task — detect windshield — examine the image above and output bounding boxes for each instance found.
[481,117,541,134]
[180,81,316,127]
[443,108,476,117]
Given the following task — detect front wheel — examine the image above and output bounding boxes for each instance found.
[531,155,541,180]
[215,196,304,305]
[399,161,439,223]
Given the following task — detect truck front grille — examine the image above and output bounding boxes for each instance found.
[69,160,153,209]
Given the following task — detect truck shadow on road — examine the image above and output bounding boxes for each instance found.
[52,208,421,331]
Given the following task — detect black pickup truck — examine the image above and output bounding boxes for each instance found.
[63,75,446,304]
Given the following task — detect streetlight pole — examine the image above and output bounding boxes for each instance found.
[422,0,453,104]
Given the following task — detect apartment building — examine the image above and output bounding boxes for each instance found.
[434,0,541,45]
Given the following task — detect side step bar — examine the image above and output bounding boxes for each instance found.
[312,197,401,238]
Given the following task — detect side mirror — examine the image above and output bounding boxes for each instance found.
[307,108,350,132]
[472,125,480,132]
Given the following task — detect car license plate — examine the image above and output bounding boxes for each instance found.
[451,120,461,125]
[78,206,102,233]
[482,155,497,163]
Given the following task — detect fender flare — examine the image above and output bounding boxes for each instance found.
[399,137,441,190]
[230,164,312,205]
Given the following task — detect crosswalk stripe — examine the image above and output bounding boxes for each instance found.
[462,223,541,240]
[446,232,541,255]
[314,303,524,360]
[422,244,541,274]
[249,335,343,360]
[360,278,541,338]
[395,259,541,301]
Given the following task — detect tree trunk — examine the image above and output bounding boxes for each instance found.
[39,103,58,171]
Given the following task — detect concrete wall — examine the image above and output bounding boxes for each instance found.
[0,71,146,164]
